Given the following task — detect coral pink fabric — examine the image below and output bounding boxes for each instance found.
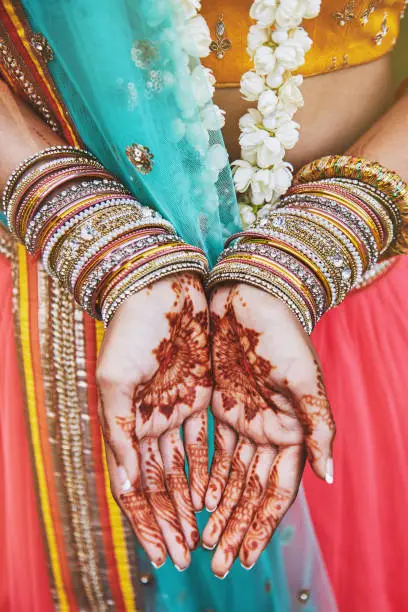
[1,250,408,610]
[305,255,408,611]
[0,254,53,612]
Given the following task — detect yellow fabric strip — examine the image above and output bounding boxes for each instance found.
[95,320,137,612]
[17,246,69,611]
[4,0,79,146]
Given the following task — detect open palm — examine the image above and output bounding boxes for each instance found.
[97,273,212,571]
[203,283,335,578]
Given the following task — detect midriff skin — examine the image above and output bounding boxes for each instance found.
[215,55,394,170]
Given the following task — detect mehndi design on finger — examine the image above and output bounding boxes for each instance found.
[207,421,234,502]
[297,360,335,462]
[142,441,190,559]
[120,484,167,566]
[205,438,250,545]
[240,458,292,565]
[166,442,200,549]
[186,410,209,507]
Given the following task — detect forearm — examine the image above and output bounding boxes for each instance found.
[347,90,408,182]
[0,81,64,190]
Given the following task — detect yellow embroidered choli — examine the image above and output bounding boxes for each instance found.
[202,0,406,85]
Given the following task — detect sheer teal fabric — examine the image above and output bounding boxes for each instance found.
[20,1,336,610]
[23,0,241,265]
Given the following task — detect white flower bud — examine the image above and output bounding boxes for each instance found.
[258,89,278,116]
[304,0,321,19]
[254,45,277,75]
[278,75,304,114]
[257,136,284,168]
[250,0,278,26]
[190,65,215,107]
[272,162,293,195]
[266,65,285,88]
[200,104,226,130]
[275,119,299,149]
[239,203,257,227]
[240,71,266,101]
[247,24,270,57]
[233,160,256,192]
[180,0,201,19]
[276,0,305,28]
[179,15,211,58]
[239,109,263,132]
[251,168,275,205]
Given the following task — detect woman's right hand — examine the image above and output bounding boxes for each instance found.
[97,273,212,571]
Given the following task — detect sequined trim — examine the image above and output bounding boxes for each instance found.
[332,0,356,26]
[0,225,12,259]
[126,143,154,174]
[49,280,107,608]
[0,34,60,132]
[30,32,54,63]
[0,1,81,143]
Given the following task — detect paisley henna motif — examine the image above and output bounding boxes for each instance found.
[134,296,211,424]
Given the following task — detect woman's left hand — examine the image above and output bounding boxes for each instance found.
[202,282,336,578]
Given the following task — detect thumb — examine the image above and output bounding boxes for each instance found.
[304,407,336,484]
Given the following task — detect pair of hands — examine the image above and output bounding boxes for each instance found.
[97,273,336,578]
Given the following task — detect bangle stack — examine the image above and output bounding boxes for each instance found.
[2,146,208,325]
[208,155,407,334]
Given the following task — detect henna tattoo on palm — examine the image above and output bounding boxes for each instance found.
[134,294,211,423]
[212,302,296,422]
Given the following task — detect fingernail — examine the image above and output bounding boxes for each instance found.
[325,457,334,484]
[175,564,188,572]
[205,504,217,513]
[241,562,255,571]
[202,542,216,550]
[151,560,166,569]
[117,466,132,493]
[215,570,229,580]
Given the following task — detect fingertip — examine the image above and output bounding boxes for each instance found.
[151,551,168,569]
[191,490,205,512]
[204,487,220,513]
[325,457,334,484]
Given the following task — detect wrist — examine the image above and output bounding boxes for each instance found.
[210,154,407,333]
[2,145,209,325]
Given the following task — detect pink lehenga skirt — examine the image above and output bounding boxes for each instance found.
[1,223,408,610]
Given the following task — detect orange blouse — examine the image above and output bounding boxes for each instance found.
[201,0,406,85]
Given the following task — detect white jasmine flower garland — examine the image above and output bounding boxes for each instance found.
[232,0,321,223]
[171,0,321,225]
